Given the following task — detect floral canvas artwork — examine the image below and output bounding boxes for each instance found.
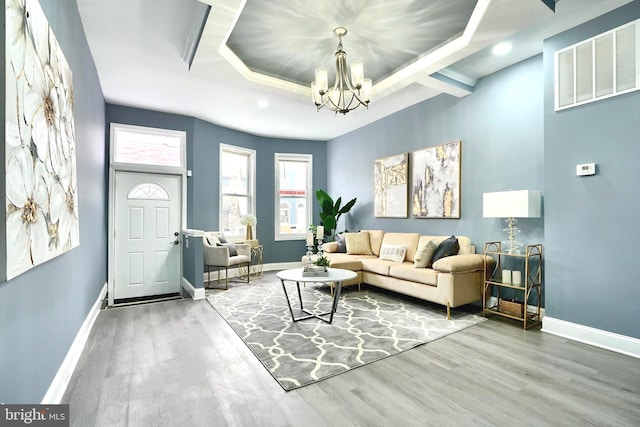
[411,141,461,219]
[5,0,79,280]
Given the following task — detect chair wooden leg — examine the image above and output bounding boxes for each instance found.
[246,263,250,283]
[206,266,210,288]
[225,267,229,290]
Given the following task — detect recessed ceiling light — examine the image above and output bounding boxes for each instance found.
[492,41,512,56]
[257,99,269,109]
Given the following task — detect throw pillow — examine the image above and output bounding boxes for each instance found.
[345,232,373,255]
[219,242,238,256]
[217,234,228,243]
[414,239,438,268]
[336,233,347,253]
[206,234,221,246]
[379,244,407,263]
[431,236,460,264]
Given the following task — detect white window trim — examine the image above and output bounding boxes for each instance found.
[219,143,256,239]
[274,153,313,241]
[110,123,186,173]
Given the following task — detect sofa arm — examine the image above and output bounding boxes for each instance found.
[323,242,339,253]
[432,254,495,273]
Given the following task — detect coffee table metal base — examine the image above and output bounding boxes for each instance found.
[279,279,343,324]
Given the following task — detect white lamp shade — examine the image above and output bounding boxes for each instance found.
[315,67,328,92]
[350,60,364,87]
[483,190,541,218]
[361,78,372,102]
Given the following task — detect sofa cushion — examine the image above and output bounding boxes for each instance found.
[431,236,459,263]
[360,258,397,276]
[389,263,439,286]
[336,233,347,253]
[345,232,373,255]
[380,233,421,262]
[323,253,364,271]
[379,244,407,263]
[414,239,438,268]
[432,254,489,273]
[362,230,385,256]
[323,241,340,253]
[418,235,473,255]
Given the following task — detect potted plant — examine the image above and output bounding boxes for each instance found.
[316,189,356,240]
[313,255,330,268]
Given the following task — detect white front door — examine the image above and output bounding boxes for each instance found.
[113,172,182,300]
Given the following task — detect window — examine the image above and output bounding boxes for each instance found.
[275,153,312,240]
[111,123,185,168]
[220,144,256,238]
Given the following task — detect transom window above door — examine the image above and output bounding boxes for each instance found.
[111,123,186,169]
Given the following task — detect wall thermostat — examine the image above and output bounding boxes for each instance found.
[576,163,596,176]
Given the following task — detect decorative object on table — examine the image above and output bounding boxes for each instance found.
[374,153,409,218]
[4,0,79,280]
[316,189,356,240]
[483,190,542,255]
[310,27,372,115]
[512,270,522,286]
[411,141,461,218]
[502,269,512,284]
[240,213,257,240]
[498,298,524,317]
[207,273,486,391]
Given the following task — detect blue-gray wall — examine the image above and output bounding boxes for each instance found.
[105,106,328,264]
[0,0,107,402]
[327,56,545,254]
[543,2,640,339]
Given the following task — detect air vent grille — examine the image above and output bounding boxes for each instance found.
[555,19,640,111]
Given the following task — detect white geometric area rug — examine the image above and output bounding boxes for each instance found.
[206,272,485,391]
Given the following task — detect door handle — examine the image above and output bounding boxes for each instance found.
[173,240,180,245]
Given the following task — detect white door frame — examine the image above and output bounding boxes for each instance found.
[108,124,187,306]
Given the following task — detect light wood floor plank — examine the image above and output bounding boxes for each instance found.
[63,294,640,427]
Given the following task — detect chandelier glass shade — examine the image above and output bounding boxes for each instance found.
[311,27,372,115]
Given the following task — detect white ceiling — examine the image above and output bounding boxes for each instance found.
[77,0,633,141]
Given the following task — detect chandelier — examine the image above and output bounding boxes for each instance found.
[311,27,372,115]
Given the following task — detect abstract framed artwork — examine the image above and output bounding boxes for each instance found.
[5,0,79,280]
[374,153,408,218]
[411,141,461,219]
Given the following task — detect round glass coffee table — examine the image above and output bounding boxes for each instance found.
[276,267,357,324]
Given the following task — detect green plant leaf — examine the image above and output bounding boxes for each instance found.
[338,197,357,215]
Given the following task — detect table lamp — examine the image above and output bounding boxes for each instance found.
[483,190,541,254]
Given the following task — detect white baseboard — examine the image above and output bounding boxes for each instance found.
[542,316,640,359]
[182,277,205,300]
[42,282,108,404]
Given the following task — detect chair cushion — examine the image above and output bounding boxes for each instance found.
[220,242,237,256]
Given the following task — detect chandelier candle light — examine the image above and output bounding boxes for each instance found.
[311,27,372,115]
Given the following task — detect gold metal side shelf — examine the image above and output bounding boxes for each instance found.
[483,242,542,330]
[239,245,264,279]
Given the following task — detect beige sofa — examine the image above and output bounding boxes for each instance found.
[315,230,493,319]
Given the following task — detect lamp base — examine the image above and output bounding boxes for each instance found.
[502,217,522,254]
